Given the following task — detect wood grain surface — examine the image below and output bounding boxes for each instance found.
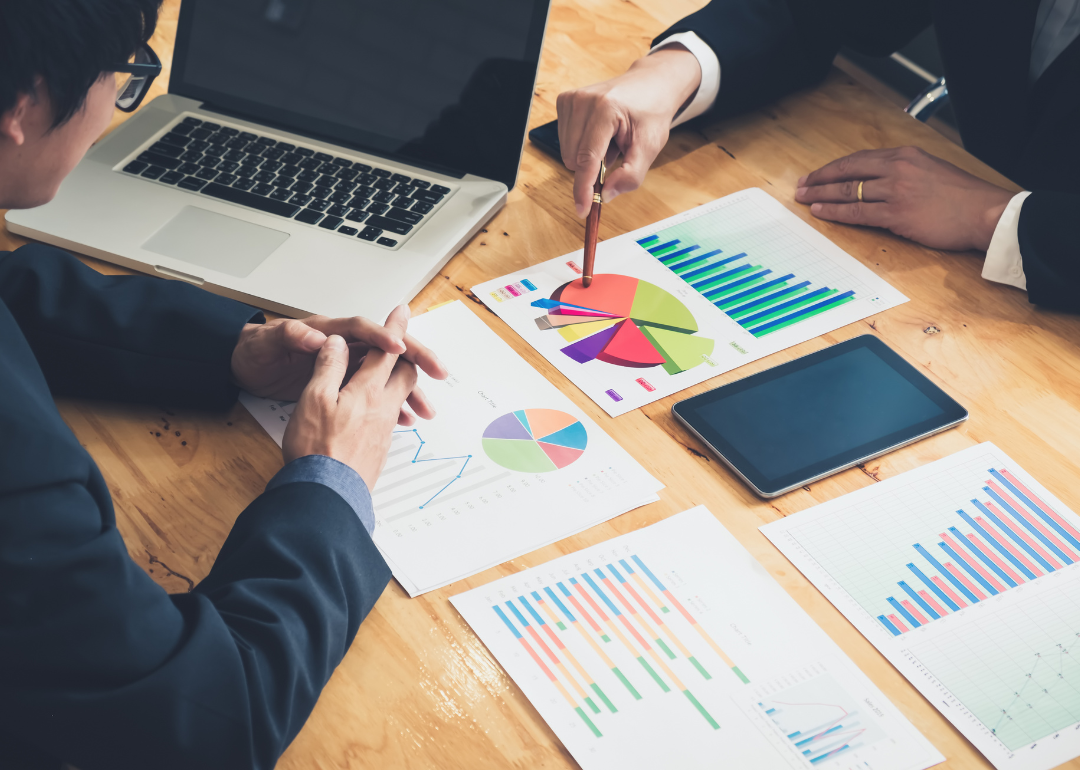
[4,0,1080,767]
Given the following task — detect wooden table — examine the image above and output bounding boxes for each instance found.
[5,1,1080,767]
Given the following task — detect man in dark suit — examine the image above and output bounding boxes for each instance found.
[556,0,1080,312]
[0,1,447,768]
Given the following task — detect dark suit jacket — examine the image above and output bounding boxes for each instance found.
[0,244,391,770]
[657,0,1080,312]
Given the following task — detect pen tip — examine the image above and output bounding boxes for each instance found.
[582,276,592,288]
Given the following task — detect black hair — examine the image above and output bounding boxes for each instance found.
[0,0,162,127]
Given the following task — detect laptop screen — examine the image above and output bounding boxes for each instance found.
[170,0,549,188]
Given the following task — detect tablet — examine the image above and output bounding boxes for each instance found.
[672,335,968,497]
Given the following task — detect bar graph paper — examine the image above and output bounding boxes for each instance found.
[763,443,1080,770]
[453,507,941,770]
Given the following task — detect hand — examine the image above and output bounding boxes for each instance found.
[556,45,702,217]
[281,307,421,489]
[231,309,448,419]
[795,146,1016,251]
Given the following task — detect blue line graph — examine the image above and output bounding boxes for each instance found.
[393,428,472,508]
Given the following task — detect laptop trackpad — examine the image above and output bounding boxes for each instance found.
[142,206,289,278]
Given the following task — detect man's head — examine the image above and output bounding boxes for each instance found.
[0,0,162,209]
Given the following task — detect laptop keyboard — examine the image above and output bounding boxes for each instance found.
[117,116,454,249]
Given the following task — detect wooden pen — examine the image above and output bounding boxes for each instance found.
[581,160,605,288]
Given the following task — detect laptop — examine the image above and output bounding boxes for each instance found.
[6,0,550,321]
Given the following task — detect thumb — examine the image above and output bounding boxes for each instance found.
[306,335,348,400]
[602,130,664,202]
[280,319,327,353]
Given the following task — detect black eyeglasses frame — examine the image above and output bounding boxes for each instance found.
[113,43,162,113]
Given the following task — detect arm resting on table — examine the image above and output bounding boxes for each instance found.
[1017,191,1080,312]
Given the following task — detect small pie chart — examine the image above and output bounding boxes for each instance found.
[482,409,587,473]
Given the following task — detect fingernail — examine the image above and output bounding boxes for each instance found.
[326,335,345,350]
[796,187,807,198]
[601,189,618,204]
[303,330,326,348]
[797,175,807,186]
[810,203,821,214]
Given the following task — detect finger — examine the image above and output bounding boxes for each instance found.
[303,335,349,401]
[382,304,411,346]
[801,150,896,188]
[397,408,417,427]
[399,332,447,380]
[573,112,618,216]
[344,313,406,394]
[299,315,407,355]
[809,201,894,229]
[278,318,327,354]
[384,358,420,405]
[405,384,436,421]
[796,179,886,204]
[602,127,665,202]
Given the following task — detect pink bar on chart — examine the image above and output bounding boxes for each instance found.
[930,575,967,608]
[1000,469,1080,544]
[887,614,910,633]
[988,482,1078,561]
[975,515,1043,576]
[917,590,948,617]
[943,562,988,600]
[984,501,1062,569]
[941,532,1006,593]
[900,599,930,625]
[967,533,1024,585]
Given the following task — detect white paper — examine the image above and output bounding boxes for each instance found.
[240,301,661,596]
[451,506,942,770]
[473,188,908,416]
[762,442,1080,770]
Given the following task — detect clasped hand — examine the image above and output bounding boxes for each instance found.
[231,306,448,489]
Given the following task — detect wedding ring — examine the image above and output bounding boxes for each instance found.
[857,180,864,202]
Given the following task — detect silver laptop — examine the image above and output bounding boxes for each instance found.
[7,0,550,320]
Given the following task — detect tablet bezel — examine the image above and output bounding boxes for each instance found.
[672,335,968,498]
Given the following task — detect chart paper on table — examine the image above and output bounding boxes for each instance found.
[451,507,942,770]
[761,443,1080,770]
[240,302,661,596]
[474,188,907,416]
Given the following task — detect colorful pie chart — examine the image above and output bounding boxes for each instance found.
[533,274,715,374]
[482,409,587,473]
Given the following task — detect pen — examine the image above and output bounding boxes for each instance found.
[582,160,605,288]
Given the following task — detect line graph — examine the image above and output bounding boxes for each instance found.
[391,428,472,509]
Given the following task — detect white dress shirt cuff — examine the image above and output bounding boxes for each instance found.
[650,31,721,128]
[982,191,1032,291]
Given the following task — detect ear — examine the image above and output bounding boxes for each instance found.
[0,91,34,146]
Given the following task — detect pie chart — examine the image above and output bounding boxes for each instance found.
[482,409,587,473]
[532,274,715,374]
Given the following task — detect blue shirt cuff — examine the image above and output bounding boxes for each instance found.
[266,455,375,535]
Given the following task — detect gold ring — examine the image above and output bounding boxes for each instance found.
[857,180,864,202]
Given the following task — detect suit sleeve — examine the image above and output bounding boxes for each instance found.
[654,0,933,119]
[0,243,262,408]
[0,476,391,770]
[1017,191,1080,312]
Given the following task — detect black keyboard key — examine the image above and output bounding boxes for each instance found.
[347,195,371,208]
[160,132,190,147]
[257,136,276,145]
[393,195,414,208]
[254,170,276,183]
[411,200,434,214]
[430,184,451,195]
[262,160,284,172]
[356,185,375,198]
[172,123,194,136]
[218,160,240,173]
[290,193,312,205]
[371,168,391,178]
[219,127,239,137]
[201,182,301,217]
[236,165,259,178]
[204,145,227,157]
[239,131,258,141]
[338,225,359,236]
[278,164,300,178]
[346,210,368,223]
[365,215,413,235]
[307,199,331,212]
[123,161,148,174]
[223,150,246,162]
[269,188,293,201]
[358,173,377,186]
[275,141,295,151]
[314,152,333,162]
[291,180,314,193]
[295,147,314,157]
[411,179,431,189]
[227,138,250,151]
[327,204,349,217]
[332,157,351,166]
[358,226,381,241]
[180,149,203,162]
[329,191,351,204]
[149,142,184,158]
[216,173,238,185]
[316,174,338,187]
[390,173,412,184]
[366,202,389,215]
[412,189,444,204]
[195,167,220,180]
[295,208,324,224]
[394,184,417,198]
[311,186,333,200]
[335,180,357,193]
[190,128,212,141]
[319,216,344,230]
[182,116,202,126]
[377,237,398,247]
[373,190,395,203]
[160,170,184,184]
[373,178,395,191]
[178,162,201,175]
[297,169,319,183]
[233,178,256,191]
[353,162,372,172]
[187,139,210,152]
[298,158,322,171]
[201,122,222,131]
[262,147,286,161]
[200,157,221,170]
[252,182,275,195]
[178,176,207,191]
[274,178,294,189]
[281,152,303,166]
[386,207,422,225]
[207,133,229,146]
[335,167,358,181]
[138,151,182,170]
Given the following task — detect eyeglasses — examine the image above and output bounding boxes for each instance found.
[113,43,162,113]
